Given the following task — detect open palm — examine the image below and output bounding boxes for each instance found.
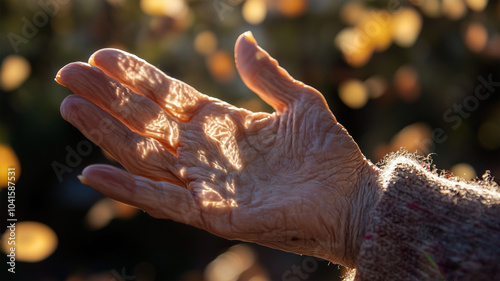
[57,32,379,267]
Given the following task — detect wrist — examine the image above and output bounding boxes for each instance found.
[318,160,383,268]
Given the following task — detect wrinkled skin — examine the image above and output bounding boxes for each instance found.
[57,32,381,268]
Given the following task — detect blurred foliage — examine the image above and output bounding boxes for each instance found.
[0,0,499,280]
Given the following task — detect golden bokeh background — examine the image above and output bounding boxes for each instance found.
[1,221,58,263]
[0,0,499,280]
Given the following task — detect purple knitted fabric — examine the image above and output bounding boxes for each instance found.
[352,156,500,281]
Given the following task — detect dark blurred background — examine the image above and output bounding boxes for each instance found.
[0,0,499,280]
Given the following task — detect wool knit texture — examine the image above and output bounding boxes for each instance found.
[351,156,500,281]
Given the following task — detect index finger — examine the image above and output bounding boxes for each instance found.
[89,48,210,122]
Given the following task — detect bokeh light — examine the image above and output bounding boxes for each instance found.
[205,244,269,281]
[86,198,138,230]
[335,28,374,67]
[85,198,115,230]
[394,65,420,103]
[335,4,423,66]
[206,50,236,83]
[1,221,58,262]
[451,163,477,180]
[0,143,21,188]
[443,0,467,19]
[0,55,31,92]
[205,244,254,281]
[1,0,499,279]
[392,8,422,47]
[274,0,307,18]
[338,79,369,109]
[464,21,488,53]
[194,31,218,56]
[391,123,432,154]
[364,75,388,99]
[374,123,434,159]
[340,2,368,25]
[465,0,488,11]
[420,0,443,17]
[242,0,267,25]
[363,12,394,52]
[477,122,500,150]
[140,0,188,18]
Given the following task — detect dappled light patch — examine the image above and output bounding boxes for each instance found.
[203,115,242,170]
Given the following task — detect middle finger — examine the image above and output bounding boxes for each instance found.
[57,62,181,154]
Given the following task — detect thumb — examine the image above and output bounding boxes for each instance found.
[234,31,328,113]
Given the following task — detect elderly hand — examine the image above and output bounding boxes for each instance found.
[56,32,380,268]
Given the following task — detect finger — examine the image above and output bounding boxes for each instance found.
[80,165,200,225]
[88,48,209,122]
[235,31,329,113]
[60,94,184,185]
[57,62,180,153]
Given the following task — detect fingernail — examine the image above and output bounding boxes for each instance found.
[244,31,257,45]
[77,175,88,185]
[88,53,96,66]
[88,50,101,66]
[237,32,265,63]
[243,32,266,61]
[55,67,66,86]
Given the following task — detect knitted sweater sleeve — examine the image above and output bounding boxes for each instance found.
[353,156,500,281]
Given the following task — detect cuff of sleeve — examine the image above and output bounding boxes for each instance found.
[354,154,500,281]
